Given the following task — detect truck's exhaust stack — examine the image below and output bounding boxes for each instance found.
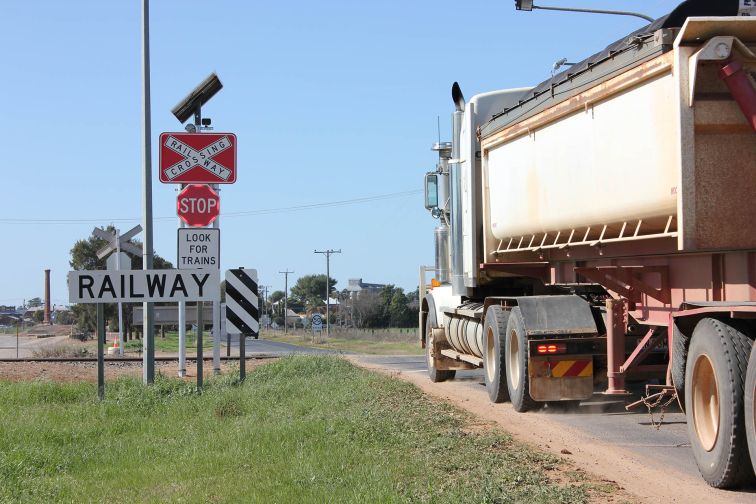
[450,83,465,295]
[434,223,450,284]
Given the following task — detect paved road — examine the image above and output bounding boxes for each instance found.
[226,336,338,357]
[358,355,701,480]
[0,334,68,359]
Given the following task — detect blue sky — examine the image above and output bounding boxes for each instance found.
[1,0,681,307]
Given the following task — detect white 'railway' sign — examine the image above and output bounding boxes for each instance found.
[68,269,220,304]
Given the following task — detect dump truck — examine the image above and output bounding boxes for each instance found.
[420,0,756,489]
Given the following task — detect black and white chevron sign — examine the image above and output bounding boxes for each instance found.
[225,268,259,337]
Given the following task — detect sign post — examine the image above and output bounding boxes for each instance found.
[225,268,260,381]
[312,313,323,337]
[94,225,142,356]
[197,301,203,391]
[69,268,220,398]
[161,121,236,379]
[97,303,105,401]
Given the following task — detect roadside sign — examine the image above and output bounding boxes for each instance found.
[225,268,259,337]
[312,313,323,332]
[177,184,220,227]
[159,132,237,184]
[68,269,220,303]
[94,225,143,259]
[177,228,219,269]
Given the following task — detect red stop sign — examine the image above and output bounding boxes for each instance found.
[177,184,220,227]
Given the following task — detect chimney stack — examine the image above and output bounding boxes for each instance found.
[44,269,51,325]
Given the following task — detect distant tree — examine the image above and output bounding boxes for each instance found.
[388,288,411,327]
[69,226,172,335]
[32,310,44,323]
[290,275,336,311]
[353,290,383,328]
[27,297,43,308]
[350,285,418,329]
[55,310,75,325]
[269,290,285,304]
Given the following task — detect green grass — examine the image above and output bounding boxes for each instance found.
[0,356,596,503]
[263,329,424,355]
[123,331,194,353]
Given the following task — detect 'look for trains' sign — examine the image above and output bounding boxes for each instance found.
[159,132,237,184]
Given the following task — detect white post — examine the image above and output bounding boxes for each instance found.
[178,186,186,378]
[116,230,124,356]
[212,184,221,374]
[178,300,186,377]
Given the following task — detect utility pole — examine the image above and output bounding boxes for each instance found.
[314,249,341,339]
[261,285,271,329]
[279,270,293,333]
[141,0,155,385]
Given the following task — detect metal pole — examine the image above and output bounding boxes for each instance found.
[16,319,19,359]
[212,185,221,374]
[178,300,186,377]
[197,302,203,391]
[605,299,629,394]
[326,255,329,341]
[279,270,293,333]
[532,4,654,22]
[141,0,155,385]
[97,303,105,401]
[314,249,341,340]
[116,230,124,356]
[239,332,245,381]
[178,185,186,378]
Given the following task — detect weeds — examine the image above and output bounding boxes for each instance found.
[31,344,90,359]
[0,355,594,503]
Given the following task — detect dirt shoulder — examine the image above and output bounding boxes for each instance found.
[0,359,274,383]
[347,355,754,504]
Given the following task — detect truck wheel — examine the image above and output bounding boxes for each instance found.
[505,307,541,412]
[483,305,509,403]
[426,318,455,383]
[685,318,754,488]
[671,324,689,411]
[745,339,756,476]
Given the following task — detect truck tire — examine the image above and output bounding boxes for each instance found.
[483,305,510,403]
[685,318,754,488]
[671,323,689,411]
[745,339,756,475]
[505,307,541,412]
[426,318,455,383]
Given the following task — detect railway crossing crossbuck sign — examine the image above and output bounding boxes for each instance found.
[159,132,237,184]
[225,268,260,338]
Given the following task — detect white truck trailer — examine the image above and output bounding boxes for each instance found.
[421,1,756,488]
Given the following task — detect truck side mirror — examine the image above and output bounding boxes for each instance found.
[425,173,439,210]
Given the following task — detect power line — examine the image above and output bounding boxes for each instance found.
[0,190,421,224]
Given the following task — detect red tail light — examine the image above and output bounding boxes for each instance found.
[536,343,567,354]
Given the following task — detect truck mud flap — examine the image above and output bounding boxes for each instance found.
[529,355,594,401]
